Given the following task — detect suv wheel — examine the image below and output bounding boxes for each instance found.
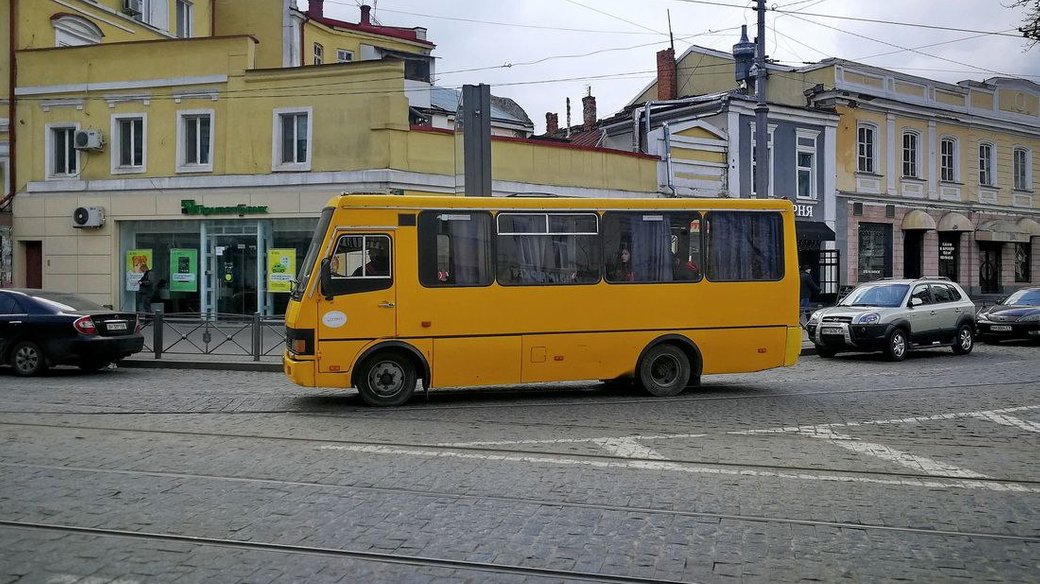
[884,329,908,362]
[952,324,974,355]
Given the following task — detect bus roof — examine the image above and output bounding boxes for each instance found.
[328,193,795,213]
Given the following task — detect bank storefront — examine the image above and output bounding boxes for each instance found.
[118,199,317,316]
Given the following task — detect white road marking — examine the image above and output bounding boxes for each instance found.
[731,405,1040,435]
[439,433,705,448]
[591,437,667,459]
[318,444,1036,493]
[972,411,1040,433]
[801,428,991,479]
[48,576,140,584]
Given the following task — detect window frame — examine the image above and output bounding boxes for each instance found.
[336,49,354,63]
[110,113,147,174]
[45,123,80,179]
[417,210,495,288]
[175,0,192,38]
[749,123,775,197]
[601,211,703,284]
[901,130,920,179]
[1013,147,1032,192]
[940,136,959,183]
[272,107,313,172]
[313,42,324,65]
[857,124,877,174]
[978,142,995,187]
[176,109,214,173]
[495,212,601,286]
[795,134,817,200]
[323,233,393,296]
[703,211,784,282]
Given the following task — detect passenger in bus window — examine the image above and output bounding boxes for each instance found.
[673,254,701,280]
[609,246,634,282]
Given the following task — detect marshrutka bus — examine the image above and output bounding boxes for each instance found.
[283,194,801,406]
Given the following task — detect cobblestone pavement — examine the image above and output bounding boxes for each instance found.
[1,342,1038,583]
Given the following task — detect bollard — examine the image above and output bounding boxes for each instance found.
[153,308,164,359]
[252,313,262,361]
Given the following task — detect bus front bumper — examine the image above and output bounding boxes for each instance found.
[283,352,317,387]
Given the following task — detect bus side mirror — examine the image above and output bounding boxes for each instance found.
[319,257,333,300]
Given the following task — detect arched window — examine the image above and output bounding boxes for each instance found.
[901,131,920,178]
[52,14,103,47]
[1014,147,1033,191]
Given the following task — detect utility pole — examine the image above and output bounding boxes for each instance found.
[753,0,769,199]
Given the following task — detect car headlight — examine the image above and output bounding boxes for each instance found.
[808,310,823,323]
[976,310,991,321]
[1020,313,1040,322]
[855,312,881,325]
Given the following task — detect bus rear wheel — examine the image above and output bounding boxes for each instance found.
[638,344,690,397]
[356,351,417,407]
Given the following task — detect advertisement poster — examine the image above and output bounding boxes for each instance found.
[169,249,198,292]
[267,248,296,293]
[125,249,153,292]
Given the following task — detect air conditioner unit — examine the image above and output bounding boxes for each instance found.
[123,0,142,17]
[72,206,105,229]
[73,129,104,151]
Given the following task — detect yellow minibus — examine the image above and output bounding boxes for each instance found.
[284,194,801,406]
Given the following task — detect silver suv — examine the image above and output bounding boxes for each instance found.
[806,278,976,361]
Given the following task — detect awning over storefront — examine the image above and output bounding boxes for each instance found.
[975,220,1031,243]
[901,210,936,231]
[1018,218,1040,238]
[795,221,836,241]
[937,212,972,232]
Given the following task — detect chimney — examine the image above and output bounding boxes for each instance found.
[733,25,756,88]
[546,113,559,135]
[656,48,677,100]
[582,93,597,131]
[360,4,371,25]
[308,0,324,18]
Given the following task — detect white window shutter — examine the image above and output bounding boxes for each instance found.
[149,0,170,31]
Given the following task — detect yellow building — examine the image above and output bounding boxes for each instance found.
[1,0,657,314]
[633,45,1040,296]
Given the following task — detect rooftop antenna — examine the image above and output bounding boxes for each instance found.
[667,9,674,53]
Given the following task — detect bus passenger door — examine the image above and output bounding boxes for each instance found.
[315,232,396,373]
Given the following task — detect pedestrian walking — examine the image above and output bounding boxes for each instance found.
[799,265,819,324]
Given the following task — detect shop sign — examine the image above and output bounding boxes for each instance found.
[939,242,956,262]
[267,249,296,293]
[181,199,268,216]
[170,249,198,292]
[794,204,815,218]
[125,249,153,292]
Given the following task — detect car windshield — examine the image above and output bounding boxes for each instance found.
[30,292,106,313]
[838,283,909,308]
[1003,289,1040,306]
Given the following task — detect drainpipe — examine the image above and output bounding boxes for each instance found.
[1,0,17,211]
[663,122,676,197]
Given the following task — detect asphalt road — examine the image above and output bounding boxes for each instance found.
[1,341,1038,583]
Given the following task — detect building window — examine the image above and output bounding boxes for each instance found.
[979,143,995,186]
[1014,147,1032,191]
[48,125,79,177]
[902,131,919,178]
[313,43,324,65]
[112,115,146,173]
[1016,243,1031,282]
[336,49,354,63]
[177,110,213,172]
[175,0,192,38]
[857,125,876,174]
[940,137,958,182]
[858,222,892,282]
[796,137,817,200]
[52,15,103,46]
[273,108,312,171]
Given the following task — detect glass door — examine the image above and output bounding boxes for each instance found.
[210,235,259,315]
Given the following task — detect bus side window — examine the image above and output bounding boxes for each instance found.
[323,234,393,296]
[417,211,494,287]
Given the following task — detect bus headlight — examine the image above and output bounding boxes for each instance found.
[855,312,881,325]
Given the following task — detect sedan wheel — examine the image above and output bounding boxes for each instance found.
[952,325,974,355]
[11,341,47,377]
[884,329,907,362]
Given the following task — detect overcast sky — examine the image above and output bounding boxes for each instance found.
[305,0,1040,133]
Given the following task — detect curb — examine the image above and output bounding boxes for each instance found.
[120,359,282,373]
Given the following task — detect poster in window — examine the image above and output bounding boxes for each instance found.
[267,248,296,293]
[169,249,198,292]
[125,249,153,291]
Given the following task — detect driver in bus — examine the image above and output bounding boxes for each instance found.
[353,242,390,277]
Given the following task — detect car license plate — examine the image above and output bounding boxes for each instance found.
[990,325,1012,332]
[107,322,128,331]
[821,326,843,335]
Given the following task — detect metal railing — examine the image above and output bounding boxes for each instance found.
[138,310,286,361]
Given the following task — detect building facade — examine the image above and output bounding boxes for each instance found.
[2,0,658,313]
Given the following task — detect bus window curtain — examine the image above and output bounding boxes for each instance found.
[630,215,673,282]
[708,213,783,280]
[448,215,490,285]
[511,215,550,283]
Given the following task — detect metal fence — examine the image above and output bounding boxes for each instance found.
[138,311,286,361]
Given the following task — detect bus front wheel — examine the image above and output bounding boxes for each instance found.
[355,351,417,407]
[638,344,690,397]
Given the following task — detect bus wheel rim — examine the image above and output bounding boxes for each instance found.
[369,361,405,396]
[651,354,680,386]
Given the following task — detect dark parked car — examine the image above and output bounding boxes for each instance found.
[0,289,144,376]
[976,287,1040,344]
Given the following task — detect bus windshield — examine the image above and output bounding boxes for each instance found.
[292,207,334,301]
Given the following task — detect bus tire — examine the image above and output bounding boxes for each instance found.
[355,351,417,407]
[637,344,690,397]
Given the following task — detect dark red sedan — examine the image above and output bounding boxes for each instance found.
[0,289,144,376]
